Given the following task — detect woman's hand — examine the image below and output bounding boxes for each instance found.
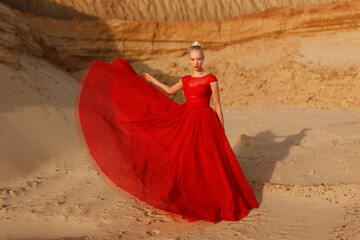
[139,73,183,95]
[140,73,154,83]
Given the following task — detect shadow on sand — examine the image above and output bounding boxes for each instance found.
[233,128,310,204]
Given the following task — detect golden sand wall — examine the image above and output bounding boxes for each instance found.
[1,0,360,109]
[0,0,350,21]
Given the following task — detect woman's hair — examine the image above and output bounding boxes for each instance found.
[188,41,204,57]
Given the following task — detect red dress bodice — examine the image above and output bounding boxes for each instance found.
[181,74,217,107]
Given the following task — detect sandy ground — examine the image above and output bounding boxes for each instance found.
[0,55,359,239]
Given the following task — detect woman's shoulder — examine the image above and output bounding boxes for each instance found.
[181,75,191,79]
[180,75,189,83]
[207,73,216,78]
[207,74,217,83]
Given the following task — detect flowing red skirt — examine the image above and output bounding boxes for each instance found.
[74,58,259,223]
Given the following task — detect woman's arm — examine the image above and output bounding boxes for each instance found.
[140,73,183,95]
[210,81,225,131]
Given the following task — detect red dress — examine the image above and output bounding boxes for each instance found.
[75,58,259,223]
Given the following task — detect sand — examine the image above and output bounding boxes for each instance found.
[1,0,360,239]
[0,55,359,239]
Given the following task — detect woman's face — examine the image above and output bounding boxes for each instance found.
[188,49,204,71]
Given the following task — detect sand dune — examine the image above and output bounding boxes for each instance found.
[0,53,359,240]
[0,0,360,239]
[0,55,77,183]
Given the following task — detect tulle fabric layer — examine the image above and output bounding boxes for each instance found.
[75,58,259,223]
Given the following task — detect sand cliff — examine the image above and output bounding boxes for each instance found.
[0,0,351,21]
[1,1,360,109]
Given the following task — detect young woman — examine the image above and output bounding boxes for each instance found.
[140,41,225,131]
[75,41,259,224]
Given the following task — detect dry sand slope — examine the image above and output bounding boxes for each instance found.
[0,0,360,239]
[0,56,359,240]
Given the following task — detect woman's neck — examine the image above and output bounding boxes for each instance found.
[192,69,207,77]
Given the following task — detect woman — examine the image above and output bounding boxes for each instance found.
[140,41,225,131]
[75,41,259,224]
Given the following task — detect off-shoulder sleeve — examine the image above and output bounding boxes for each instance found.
[209,74,218,83]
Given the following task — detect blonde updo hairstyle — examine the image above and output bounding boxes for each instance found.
[188,41,204,58]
